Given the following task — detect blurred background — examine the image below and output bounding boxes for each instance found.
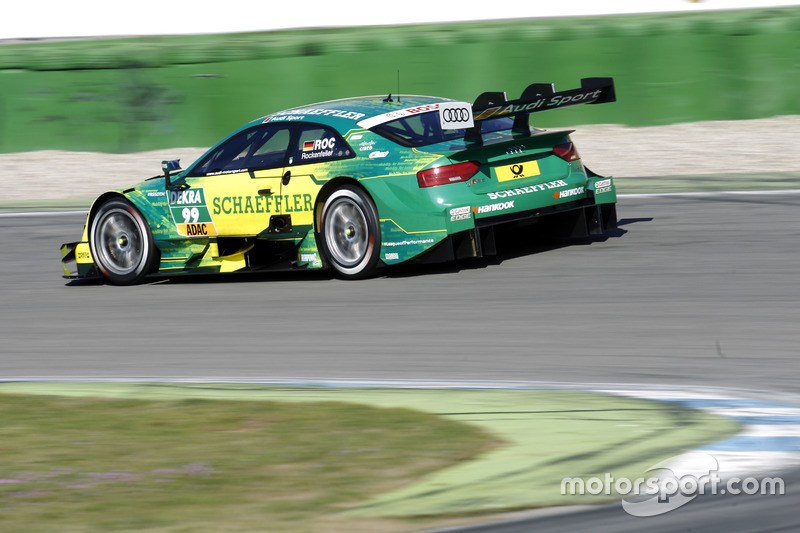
[0,0,798,155]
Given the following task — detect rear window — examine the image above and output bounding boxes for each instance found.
[372,112,513,147]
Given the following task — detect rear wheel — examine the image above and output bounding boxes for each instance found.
[89,198,157,285]
[319,185,381,279]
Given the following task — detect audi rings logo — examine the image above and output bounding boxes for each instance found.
[442,107,470,123]
[438,102,474,129]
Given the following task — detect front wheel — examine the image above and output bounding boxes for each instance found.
[89,198,157,285]
[319,185,381,279]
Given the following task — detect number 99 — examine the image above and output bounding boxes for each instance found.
[182,207,199,223]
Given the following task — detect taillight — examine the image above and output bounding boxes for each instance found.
[417,161,480,188]
[553,142,580,162]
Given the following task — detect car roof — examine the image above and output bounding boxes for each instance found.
[254,95,452,130]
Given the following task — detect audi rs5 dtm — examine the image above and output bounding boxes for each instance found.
[61,77,618,284]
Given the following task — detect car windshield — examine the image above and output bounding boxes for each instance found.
[372,112,513,147]
[187,125,291,176]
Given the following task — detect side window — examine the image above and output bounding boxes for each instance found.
[187,125,292,177]
[291,125,353,166]
[250,128,291,169]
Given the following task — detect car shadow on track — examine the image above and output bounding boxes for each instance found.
[65,218,648,286]
[64,267,337,287]
[149,269,336,286]
[385,219,641,279]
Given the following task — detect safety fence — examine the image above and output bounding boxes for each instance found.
[0,6,798,152]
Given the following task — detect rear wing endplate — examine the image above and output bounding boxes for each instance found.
[465,77,615,143]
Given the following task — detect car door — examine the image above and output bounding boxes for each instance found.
[180,123,293,237]
[280,123,355,227]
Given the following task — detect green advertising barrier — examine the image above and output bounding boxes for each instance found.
[0,7,798,153]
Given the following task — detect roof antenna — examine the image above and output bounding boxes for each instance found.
[397,70,401,104]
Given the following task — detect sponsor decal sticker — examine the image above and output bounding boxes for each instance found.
[369,151,389,159]
[438,101,474,129]
[206,168,247,176]
[487,179,567,200]
[595,178,613,194]
[212,193,313,215]
[300,253,322,266]
[383,238,435,247]
[474,88,605,121]
[264,114,305,122]
[357,103,445,129]
[268,108,365,121]
[178,223,214,236]
[495,160,541,183]
[384,252,399,260]
[473,201,515,214]
[299,253,322,267]
[449,206,472,222]
[553,186,585,199]
[404,104,440,114]
[300,137,336,160]
[168,187,219,237]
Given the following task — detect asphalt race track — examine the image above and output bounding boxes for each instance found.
[2,192,799,390]
[2,190,800,531]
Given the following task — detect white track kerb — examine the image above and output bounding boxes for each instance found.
[569,388,800,516]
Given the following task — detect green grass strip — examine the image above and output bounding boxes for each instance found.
[0,382,740,523]
[0,389,495,533]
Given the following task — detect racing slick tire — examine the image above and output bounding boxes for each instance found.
[319,185,381,279]
[89,198,157,285]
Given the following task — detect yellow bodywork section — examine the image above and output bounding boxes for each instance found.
[208,241,250,273]
[75,242,93,264]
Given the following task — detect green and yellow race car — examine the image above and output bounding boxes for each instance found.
[61,78,618,284]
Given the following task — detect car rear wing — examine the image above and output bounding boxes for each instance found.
[466,77,616,143]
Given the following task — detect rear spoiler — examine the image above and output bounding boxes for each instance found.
[466,77,615,143]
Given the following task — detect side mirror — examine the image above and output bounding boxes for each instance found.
[161,160,181,189]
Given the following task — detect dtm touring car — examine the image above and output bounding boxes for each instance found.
[61,78,618,284]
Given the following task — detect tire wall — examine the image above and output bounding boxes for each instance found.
[1,6,798,153]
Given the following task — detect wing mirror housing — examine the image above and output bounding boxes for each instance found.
[161,159,181,189]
